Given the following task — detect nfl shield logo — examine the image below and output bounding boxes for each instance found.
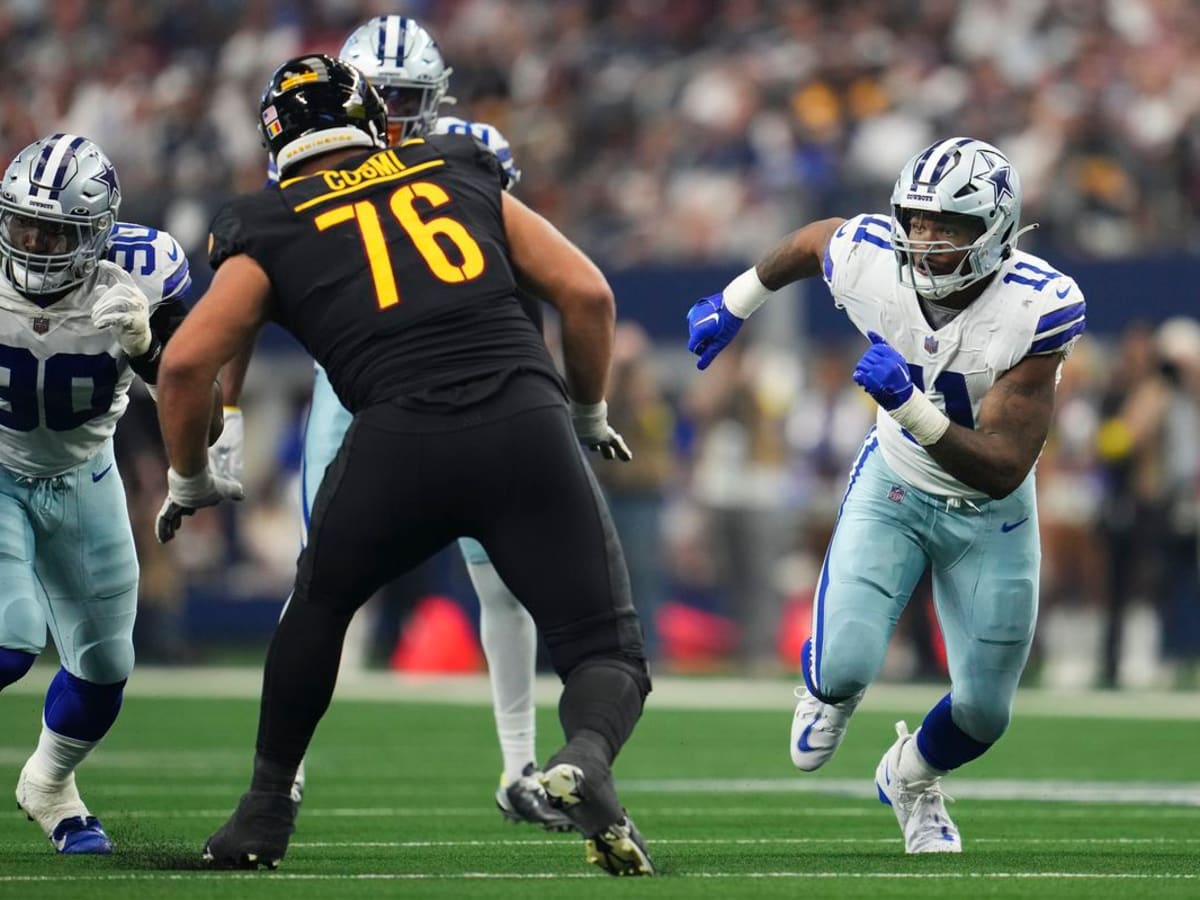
[32,316,49,335]
[924,335,939,354]
[887,484,906,504]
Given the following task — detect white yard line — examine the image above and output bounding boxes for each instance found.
[0,871,1195,883]
[8,665,1200,718]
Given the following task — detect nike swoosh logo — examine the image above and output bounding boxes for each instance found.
[1055,283,1070,298]
[1001,516,1029,533]
[796,715,820,753]
[694,312,720,327]
[166,243,180,262]
[91,463,114,483]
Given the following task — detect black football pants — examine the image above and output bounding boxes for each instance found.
[254,375,649,768]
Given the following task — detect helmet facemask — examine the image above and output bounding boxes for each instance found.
[377,78,450,143]
[891,207,1006,301]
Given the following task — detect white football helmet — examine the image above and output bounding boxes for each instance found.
[890,137,1027,300]
[0,134,120,297]
[339,16,453,143]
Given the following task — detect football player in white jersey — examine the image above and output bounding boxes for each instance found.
[207,16,569,831]
[687,137,1085,853]
[0,133,229,854]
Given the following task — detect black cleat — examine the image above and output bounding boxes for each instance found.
[496,764,575,832]
[202,790,296,870]
[540,763,655,876]
[585,814,655,877]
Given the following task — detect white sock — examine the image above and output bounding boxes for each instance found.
[898,727,946,784]
[469,559,538,785]
[27,722,98,783]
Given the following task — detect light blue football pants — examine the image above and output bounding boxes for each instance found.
[811,430,1040,743]
[302,365,490,564]
[0,439,138,684]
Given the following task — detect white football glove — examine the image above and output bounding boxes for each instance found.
[571,400,633,462]
[156,466,244,544]
[91,275,152,357]
[207,406,244,481]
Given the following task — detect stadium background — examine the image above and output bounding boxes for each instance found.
[2,1,1197,687]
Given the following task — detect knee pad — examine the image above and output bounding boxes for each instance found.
[544,610,646,680]
[816,618,888,698]
[949,694,1012,745]
[74,636,135,686]
[0,647,36,690]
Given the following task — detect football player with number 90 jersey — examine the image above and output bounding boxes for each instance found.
[0,133,220,855]
[686,137,1085,854]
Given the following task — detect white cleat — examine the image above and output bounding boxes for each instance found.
[874,721,961,853]
[16,764,90,838]
[789,683,864,771]
[16,763,112,854]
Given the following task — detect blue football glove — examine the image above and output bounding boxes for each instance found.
[686,293,744,370]
[852,331,914,411]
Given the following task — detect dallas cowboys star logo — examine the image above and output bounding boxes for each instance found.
[971,149,1014,209]
[90,162,120,205]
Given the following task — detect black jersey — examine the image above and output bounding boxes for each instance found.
[208,134,563,412]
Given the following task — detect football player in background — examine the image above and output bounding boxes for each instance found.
[687,138,1085,853]
[206,15,567,831]
[0,134,223,854]
[157,54,652,876]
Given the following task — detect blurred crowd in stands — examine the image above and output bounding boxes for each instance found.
[3,0,1198,684]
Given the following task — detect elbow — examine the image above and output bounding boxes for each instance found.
[984,463,1033,500]
[985,482,1017,502]
[571,276,615,324]
[157,343,211,396]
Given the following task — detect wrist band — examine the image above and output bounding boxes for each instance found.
[722,266,773,318]
[890,390,950,446]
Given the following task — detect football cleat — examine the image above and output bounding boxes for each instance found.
[290,759,306,808]
[540,763,655,877]
[495,764,574,832]
[202,790,297,870]
[51,815,113,854]
[789,683,864,771]
[16,764,111,854]
[874,721,961,854]
[584,815,655,877]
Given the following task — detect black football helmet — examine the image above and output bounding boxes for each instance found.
[259,54,388,177]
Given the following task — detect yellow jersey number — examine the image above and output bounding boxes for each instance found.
[313,181,486,309]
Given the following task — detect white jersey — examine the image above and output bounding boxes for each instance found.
[0,222,190,477]
[823,213,1086,498]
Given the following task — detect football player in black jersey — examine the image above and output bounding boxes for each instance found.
[154,55,654,877]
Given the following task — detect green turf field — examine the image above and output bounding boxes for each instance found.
[1,673,1198,898]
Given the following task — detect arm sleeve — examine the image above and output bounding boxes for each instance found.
[127,298,189,385]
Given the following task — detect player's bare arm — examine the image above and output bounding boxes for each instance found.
[502,191,614,405]
[756,217,846,289]
[158,255,270,477]
[217,340,254,407]
[924,352,1061,499]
